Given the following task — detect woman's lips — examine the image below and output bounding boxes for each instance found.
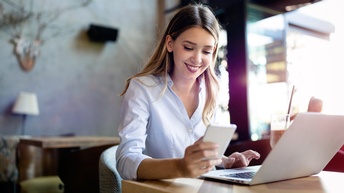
[186,63,201,72]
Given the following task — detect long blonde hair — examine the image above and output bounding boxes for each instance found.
[121,4,220,125]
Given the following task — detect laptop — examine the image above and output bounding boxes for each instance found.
[201,112,344,185]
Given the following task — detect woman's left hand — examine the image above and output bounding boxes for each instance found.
[221,150,260,168]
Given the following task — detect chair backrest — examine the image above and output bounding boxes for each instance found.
[307,96,323,112]
[99,145,122,193]
[0,136,20,193]
[0,136,20,182]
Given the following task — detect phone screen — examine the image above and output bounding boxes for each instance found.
[202,124,237,159]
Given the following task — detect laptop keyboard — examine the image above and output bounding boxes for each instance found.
[221,171,256,179]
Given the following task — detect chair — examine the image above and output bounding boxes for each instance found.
[324,145,344,172]
[307,96,323,113]
[0,136,64,193]
[59,144,114,193]
[0,136,20,193]
[99,145,122,193]
[303,96,344,172]
[290,96,323,121]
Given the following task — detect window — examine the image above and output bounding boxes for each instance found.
[247,1,338,140]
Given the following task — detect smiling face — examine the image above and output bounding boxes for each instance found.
[166,27,216,83]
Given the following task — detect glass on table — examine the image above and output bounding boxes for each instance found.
[270,114,290,148]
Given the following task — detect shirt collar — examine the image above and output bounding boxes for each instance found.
[166,74,204,92]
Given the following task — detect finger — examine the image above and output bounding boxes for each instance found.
[184,144,219,170]
[242,150,261,160]
[189,141,218,153]
[223,157,235,168]
[233,150,261,167]
[186,142,219,160]
[228,152,249,167]
[199,158,222,170]
[236,154,249,166]
[195,137,203,143]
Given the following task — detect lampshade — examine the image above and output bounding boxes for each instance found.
[13,92,39,116]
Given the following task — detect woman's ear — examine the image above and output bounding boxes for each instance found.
[165,35,173,53]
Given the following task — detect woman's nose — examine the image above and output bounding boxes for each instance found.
[191,51,202,64]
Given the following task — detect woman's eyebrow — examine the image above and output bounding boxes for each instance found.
[183,40,196,45]
[183,40,214,48]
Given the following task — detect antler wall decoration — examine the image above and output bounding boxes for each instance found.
[0,0,91,72]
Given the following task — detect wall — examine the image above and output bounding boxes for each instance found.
[0,0,177,136]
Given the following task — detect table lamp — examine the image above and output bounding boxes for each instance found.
[12,92,39,135]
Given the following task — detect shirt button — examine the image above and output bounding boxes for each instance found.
[188,129,192,133]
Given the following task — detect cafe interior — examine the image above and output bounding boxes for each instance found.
[1,0,344,193]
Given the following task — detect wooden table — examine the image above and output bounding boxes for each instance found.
[18,136,120,193]
[122,171,344,193]
[18,136,120,179]
[19,136,120,148]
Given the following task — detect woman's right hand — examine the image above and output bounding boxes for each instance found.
[179,138,222,178]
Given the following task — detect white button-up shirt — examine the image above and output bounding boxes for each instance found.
[116,75,207,180]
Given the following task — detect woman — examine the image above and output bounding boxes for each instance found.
[116,3,260,180]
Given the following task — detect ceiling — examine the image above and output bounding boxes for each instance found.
[213,0,323,23]
[180,0,321,14]
[168,0,324,24]
[248,0,322,13]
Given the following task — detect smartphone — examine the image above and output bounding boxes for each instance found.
[202,124,237,160]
